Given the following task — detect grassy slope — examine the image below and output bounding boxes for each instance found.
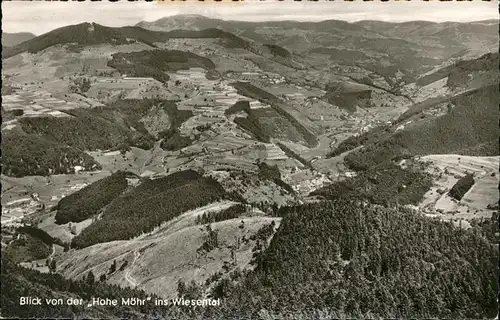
[58,213,280,301]
[0,255,183,319]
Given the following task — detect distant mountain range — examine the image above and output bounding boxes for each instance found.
[6,15,498,90]
[137,15,498,85]
[2,32,36,47]
[137,15,498,54]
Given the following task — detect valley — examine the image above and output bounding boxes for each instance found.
[1,12,498,320]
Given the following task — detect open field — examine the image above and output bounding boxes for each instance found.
[1,43,177,114]
[417,154,499,221]
[2,89,78,112]
[88,147,161,175]
[2,88,77,131]
[37,213,93,243]
[56,200,281,299]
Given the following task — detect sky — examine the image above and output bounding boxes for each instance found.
[2,0,499,35]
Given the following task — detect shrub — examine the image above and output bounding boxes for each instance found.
[68,77,91,94]
[448,174,475,200]
[12,109,24,116]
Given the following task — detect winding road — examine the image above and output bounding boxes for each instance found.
[124,250,140,288]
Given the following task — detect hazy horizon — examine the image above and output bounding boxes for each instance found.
[2,0,498,36]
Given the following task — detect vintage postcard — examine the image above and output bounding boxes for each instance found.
[1,1,498,319]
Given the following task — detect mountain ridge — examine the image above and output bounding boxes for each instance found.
[2,31,36,47]
[2,22,253,59]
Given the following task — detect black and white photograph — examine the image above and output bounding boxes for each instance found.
[1,0,499,319]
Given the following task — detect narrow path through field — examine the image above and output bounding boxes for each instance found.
[124,250,140,288]
[50,244,55,258]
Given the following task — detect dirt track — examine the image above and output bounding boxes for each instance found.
[124,251,140,287]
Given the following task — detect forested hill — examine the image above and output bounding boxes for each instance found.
[4,201,497,319]
[1,255,146,319]
[331,84,499,170]
[2,23,251,58]
[202,200,498,319]
[2,32,36,47]
[71,170,240,248]
[1,255,197,319]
